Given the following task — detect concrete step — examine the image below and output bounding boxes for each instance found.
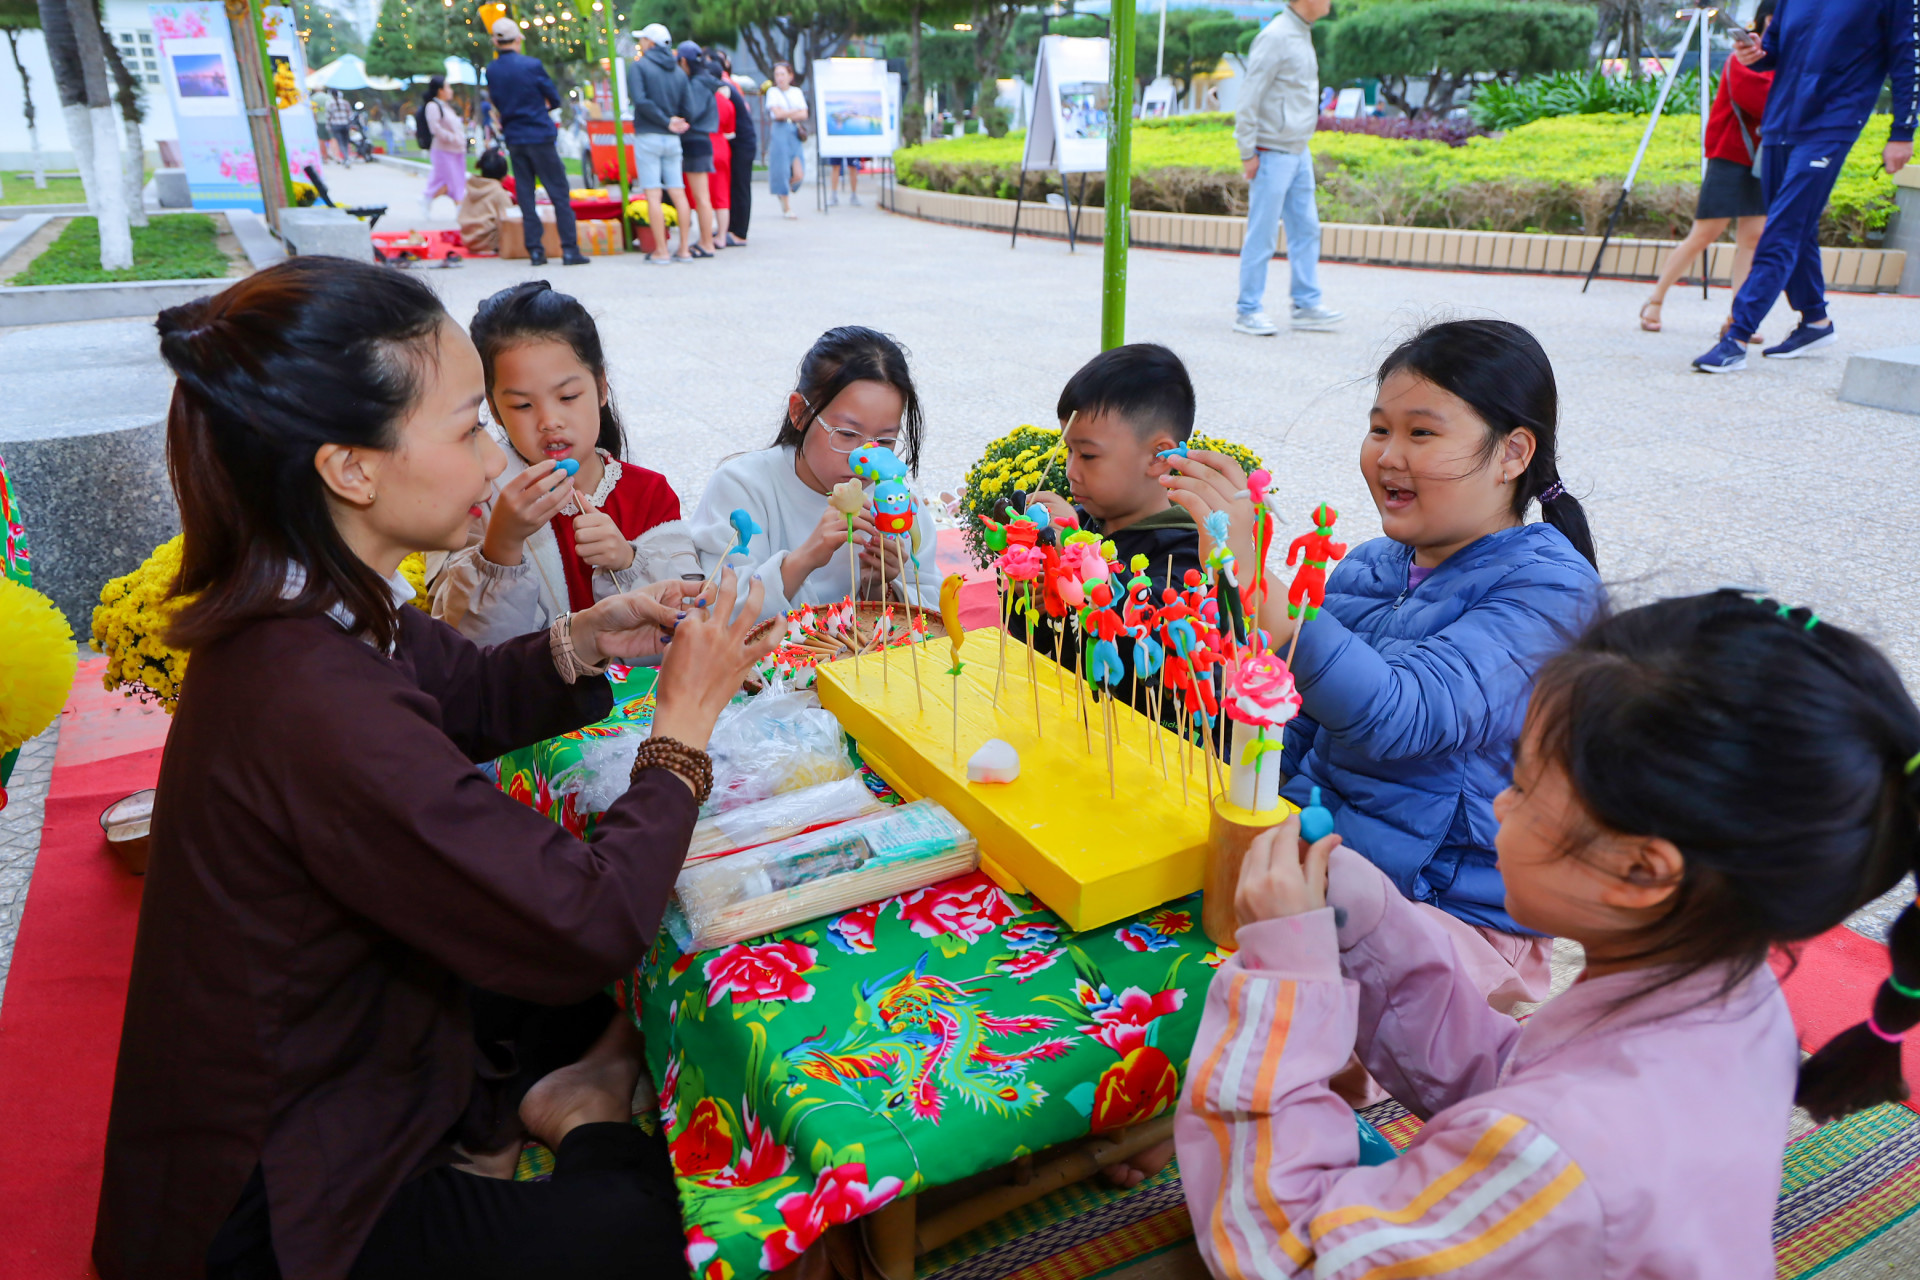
[1839,345,1920,415]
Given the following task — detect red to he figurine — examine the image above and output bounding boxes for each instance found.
[1285,503,1347,621]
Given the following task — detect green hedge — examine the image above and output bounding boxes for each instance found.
[894,113,1897,246]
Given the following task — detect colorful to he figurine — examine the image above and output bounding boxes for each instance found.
[849,443,907,483]
[872,479,915,535]
[1285,503,1348,621]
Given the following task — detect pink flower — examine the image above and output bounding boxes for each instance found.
[997,948,1064,982]
[826,901,881,954]
[995,544,1044,582]
[1224,653,1302,728]
[760,1163,905,1271]
[1078,983,1186,1056]
[703,939,819,1006]
[659,1054,680,1131]
[894,872,1016,944]
[700,1104,791,1188]
[686,1225,719,1271]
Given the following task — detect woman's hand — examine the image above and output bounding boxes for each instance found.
[1236,814,1342,927]
[571,493,636,572]
[1159,449,1294,646]
[572,579,698,664]
[482,461,573,567]
[650,570,776,748]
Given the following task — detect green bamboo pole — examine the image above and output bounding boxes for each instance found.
[597,3,633,247]
[1101,0,1137,350]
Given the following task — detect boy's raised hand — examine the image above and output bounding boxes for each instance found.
[483,460,574,567]
[1236,813,1342,925]
[1159,449,1256,568]
[571,490,637,572]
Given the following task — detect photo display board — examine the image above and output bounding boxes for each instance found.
[263,6,323,182]
[1022,35,1111,175]
[149,3,259,208]
[813,57,897,159]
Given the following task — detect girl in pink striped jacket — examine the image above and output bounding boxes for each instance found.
[1176,591,1920,1279]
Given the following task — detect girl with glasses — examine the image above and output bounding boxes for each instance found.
[690,325,937,621]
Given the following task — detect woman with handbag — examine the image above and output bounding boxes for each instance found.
[1638,0,1775,339]
[765,61,808,220]
[420,75,470,219]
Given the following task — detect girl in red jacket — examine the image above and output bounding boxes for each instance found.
[1639,0,1775,340]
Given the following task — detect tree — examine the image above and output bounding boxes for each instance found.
[101,26,148,228]
[38,0,130,268]
[864,0,968,145]
[296,0,364,67]
[1322,0,1596,118]
[1136,8,1256,103]
[711,0,861,87]
[366,0,495,80]
[0,0,44,188]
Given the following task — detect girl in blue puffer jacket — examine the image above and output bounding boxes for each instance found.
[1166,318,1603,1010]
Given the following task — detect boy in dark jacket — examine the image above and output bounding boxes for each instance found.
[1015,343,1202,717]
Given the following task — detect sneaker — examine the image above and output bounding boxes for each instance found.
[1691,334,1748,373]
[1763,321,1838,359]
[1291,304,1345,330]
[418,193,433,218]
[527,249,548,267]
[561,250,591,266]
[1234,311,1279,336]
[830,191,840,205]
[850,193,861,206]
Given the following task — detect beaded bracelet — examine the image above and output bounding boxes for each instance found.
[631,735,714,806]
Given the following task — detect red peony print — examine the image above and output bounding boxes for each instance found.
[685,1225,719,1273]
[826,901,882,954]
[698,1102,792,1188]
[671,1097,733,1178]
[759,1162,905,1271]
[703,940,820,1006]
[1088,1045,1179,1132]
[1078,983,1186,1056]
[997,948,1065,983]
[894,872,1016,944]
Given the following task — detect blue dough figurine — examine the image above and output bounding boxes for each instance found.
[1299,785,1335,843]
[727,508,762,559]
[553,457,580,478]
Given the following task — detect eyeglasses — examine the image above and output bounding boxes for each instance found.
[802,399,900,454]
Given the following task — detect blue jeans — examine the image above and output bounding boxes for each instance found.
[1238,148,1322,316]
[1728,141,1847,341]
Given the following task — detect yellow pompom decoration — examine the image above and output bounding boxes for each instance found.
[0,577,76,754]
[92,535,190,712]
[399,552,430,612]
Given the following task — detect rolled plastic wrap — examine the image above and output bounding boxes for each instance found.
[667,799,979,952]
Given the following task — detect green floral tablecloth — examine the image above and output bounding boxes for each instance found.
[497,667,1222,1280]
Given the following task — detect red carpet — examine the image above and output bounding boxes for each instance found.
[0,660,165,1279]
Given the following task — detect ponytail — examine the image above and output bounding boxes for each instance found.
[1377,318,1597,570]
[1796,785,1920,1121]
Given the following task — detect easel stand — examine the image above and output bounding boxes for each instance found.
[1583,6,1714,295]
[1009,170,1089,250]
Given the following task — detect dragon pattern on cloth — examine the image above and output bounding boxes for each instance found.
[785,956,1079,1122]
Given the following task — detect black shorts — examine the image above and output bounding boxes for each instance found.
[1696,156,1767,220]
[680,133,714,174]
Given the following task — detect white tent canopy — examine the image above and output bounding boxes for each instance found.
[307,54,406,92]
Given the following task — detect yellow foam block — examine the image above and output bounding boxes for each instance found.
[816,628,1219,931]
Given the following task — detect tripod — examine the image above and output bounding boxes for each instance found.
[1581,6,1716,295]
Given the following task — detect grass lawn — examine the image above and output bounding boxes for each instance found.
[7,214,231,286]
[2,174,93,206]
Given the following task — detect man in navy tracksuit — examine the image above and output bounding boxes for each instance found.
[1694,0,1915,372]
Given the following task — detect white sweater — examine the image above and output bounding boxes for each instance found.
[689,445,939,622]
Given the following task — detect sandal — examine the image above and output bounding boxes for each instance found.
[1639,299,1662,332]
[689,245,714,259]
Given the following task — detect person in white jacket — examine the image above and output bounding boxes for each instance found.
[690,326,938,622]
[1233,0,1343,337]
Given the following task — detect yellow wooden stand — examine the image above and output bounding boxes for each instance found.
[815,629,1208,932]
[1203,796,1298,947]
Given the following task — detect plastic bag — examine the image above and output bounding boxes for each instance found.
[702,688,853,817]
[548,726,645,816]
[668,800,978,952]
[686,774,890,863]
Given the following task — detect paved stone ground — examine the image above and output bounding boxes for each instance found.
[4,155,1918,987]
[0,724,57,1009]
